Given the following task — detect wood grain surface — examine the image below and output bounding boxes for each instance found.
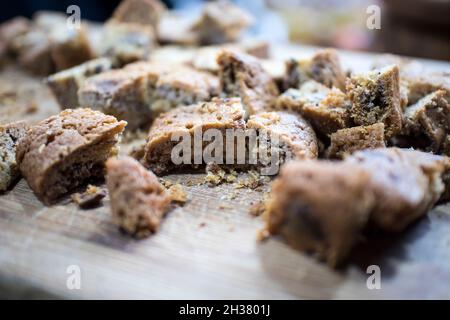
[1,45,450,299]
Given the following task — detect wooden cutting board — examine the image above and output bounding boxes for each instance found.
[1,45,450,299]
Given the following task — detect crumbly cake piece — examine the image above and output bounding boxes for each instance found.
[16,108,126,204]
[106,156,172,238]
[266,161,374,267]
[284,48,346,91]
[217,50,279,115]
[49,25,94,71]
[346,148,449,231]
[192,0,254,45]
[404,90,450,153]
[47,57,114,108]
[0,121,28,191]
[101,22,155,66]
[276,81,351,137]
[71,184,106,209]
[151,65,219,114]
[326,123,386,159]
[143,98,246,174]
[156,12,199,45]
[373,55,449,105]
[346,65,402,139]
[404,73,450,105]
[78,62,169,130]
[246,111,318,168]
[111,0,166,27]
[0,17,31,60]
[13,29,55,75]
[191,41,269,74]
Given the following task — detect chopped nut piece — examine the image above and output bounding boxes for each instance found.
[326,123,386,159]
[106,156,171,238]
[347,65,402,139]
[218,50,279,115]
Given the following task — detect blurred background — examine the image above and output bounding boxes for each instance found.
[1,0,449,61]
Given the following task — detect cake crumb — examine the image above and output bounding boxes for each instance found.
[257,228,270,242]
[168,183,188,204]
[249,201,266,217]
[71,185,106,209]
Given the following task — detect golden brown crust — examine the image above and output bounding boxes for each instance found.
[17,108,126,203]
[106,156,171,238]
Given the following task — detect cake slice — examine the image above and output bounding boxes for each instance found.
[16,108,126,204]
[276,81,351,137]
[346,65,402,139]
[266,161,374,267]
[0,121,28,191]
[49,25,94,71]
[47,57,114,108]
[346,148,449,231]
[246,111,318,174]
[111,0,166,27]
[284,48,346,91]
[326,123,386,159]
[101,22,155,65]
[218,50,279,115]
[106,156,171,238]
[150,65,219,114]
[78,62,169,130]
[192,0,254,45]
[404,90,450,153]
[143,98,246,174]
